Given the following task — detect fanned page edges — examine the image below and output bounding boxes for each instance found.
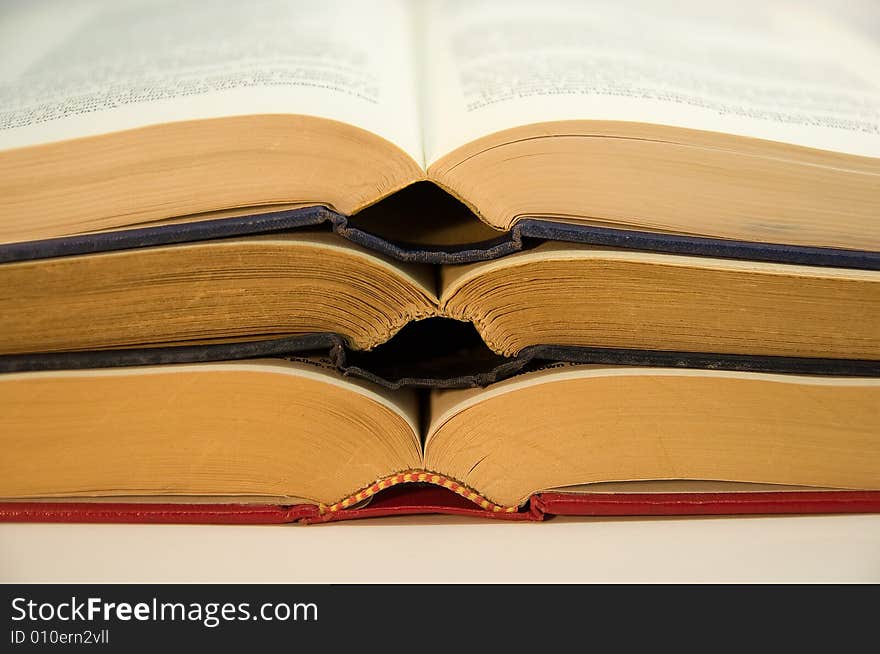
[1,203,879,270]
[0,115,425,245]
[426,120,880,253]
[2,230,880,381]
[2,234,879,364]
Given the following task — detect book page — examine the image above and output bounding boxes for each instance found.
[0,357,422,443]
[426,362,880,446]
[265,357,422,438]
[0,0,423,163]
[421,0,880,163]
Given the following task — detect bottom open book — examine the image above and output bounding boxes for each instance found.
[2,359,879,523]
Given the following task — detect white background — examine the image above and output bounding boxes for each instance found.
[2,514,879,583]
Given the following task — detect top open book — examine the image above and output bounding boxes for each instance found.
[1,0,879,266]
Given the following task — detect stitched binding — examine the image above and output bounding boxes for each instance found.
[318,470,519,514]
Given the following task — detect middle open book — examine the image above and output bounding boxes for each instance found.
[2,232,878,385]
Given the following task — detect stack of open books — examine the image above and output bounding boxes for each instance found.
[1,0,878,524]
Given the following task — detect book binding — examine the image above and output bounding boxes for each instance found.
[2,334,877,387]
[3,485,880,525]
[1,206,878,269]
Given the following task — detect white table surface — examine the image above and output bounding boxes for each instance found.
[2,513,879,583]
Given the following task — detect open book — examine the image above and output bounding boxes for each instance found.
[1,234,878,379]
[2,1,880,525]
[2,359,880,523]
[1,0,879,264]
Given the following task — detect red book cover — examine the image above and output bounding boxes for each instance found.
[3,480,879,525]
